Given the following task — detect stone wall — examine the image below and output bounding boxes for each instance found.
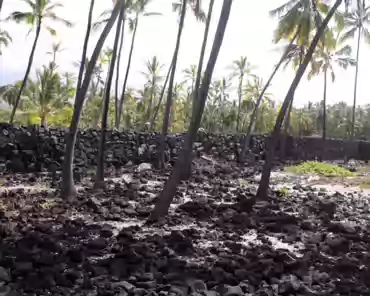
[0,123,368,173]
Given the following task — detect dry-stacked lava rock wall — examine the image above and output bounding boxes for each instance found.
[0,123,368,172]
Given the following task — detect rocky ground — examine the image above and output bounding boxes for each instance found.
[0,159,369,295]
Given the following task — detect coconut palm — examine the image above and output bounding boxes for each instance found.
[141,56,164,125]
[116,0,161,128]
[47,41,64,66]
[257,0,346,200]
[61,0,123,199]
[340,2,370,140]
[7,0,72,123]
[23,63,74,127]
[159,0,206,167]
[309,29,356,140]
[0,29,11,55]
[230,56,254,132]
[149,0,233,221]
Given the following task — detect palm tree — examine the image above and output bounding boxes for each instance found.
[257,0,345,200]
[24,63,74,127]
[308,29,356,140]
[158,0,205,167]
[149,0,233,221]
[61,0,123,199]
[7,0,72,123]
[340,2,370,140]
[47,41,64,67]
[116,0,161,129]
[95,4,125,189]
[0,29,11,55]
[230,56,254,132]
[141,56,164,125]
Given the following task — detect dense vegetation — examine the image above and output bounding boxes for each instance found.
[0,0,364,218]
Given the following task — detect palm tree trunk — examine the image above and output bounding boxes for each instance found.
[149,58,174,131]
[9,20,42,123]
[180,0,215,180]
[323,67,327,140]
[256,0,342,200]
[114,16,126,128]
[280,99,293,159]
[351,26,361,141]
[145,79,156,127]
[239,29,300,163]
[148,0,233,222]
[61,0,123,199]
[116,14,139,129]
[95,5,125,188]
[76,0,95,92]
[0,0,3,15]
[158,0,188,168]
[236,75,243,132]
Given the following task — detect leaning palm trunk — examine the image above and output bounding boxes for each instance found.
[76,0,95,91]
[180,0,215,180]
[158,0,188,168]
[114,17,126,127]
[148,0,233,222]
[10,19,42,123]
[116,15,138,129]
[61,0,122,199]
[149,57,174,131]
[351,26,361,141]
[95,5,125,188]
[239,29,300,163]
[257,0,342,200]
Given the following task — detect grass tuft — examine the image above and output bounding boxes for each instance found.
[285,161,355,177]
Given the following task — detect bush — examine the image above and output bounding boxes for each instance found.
[285,161,355,177]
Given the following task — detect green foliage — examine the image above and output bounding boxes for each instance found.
[278,186,289,197]
[285,161,355,177]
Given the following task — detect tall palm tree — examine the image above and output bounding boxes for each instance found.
[7,0,72,123]
[340,2,370,140]
[47,41,64,66]
[0,29,11,55]
[95,3,125,189]
[141,56,164,124]
[257,0,345,200]
[149,0,233,221]
[230,56,254,132]
[158,0,205,167]
[309,29,356,140]
[24,63,74,127]
[61,0,123,199]
[115,0,161,129]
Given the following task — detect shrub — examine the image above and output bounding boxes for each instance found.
[285,161,355,177]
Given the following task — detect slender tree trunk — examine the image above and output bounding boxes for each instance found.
[148,0,233,222]
[41,115,47,128]
[115,16,126,128]
[149,58,174,131]
[180,0,215,180]
[76,0,95,92]
[236,75,243,132]
[61,0,122,199]
[158,0,188,168]
[95,5,124,188]
[351,26,361,141]
[9,20,42,123]
[280,99,293,159]
[239,29,300,163]
[256,0,342,200]
[116,14,139,129]
[322,67,327,140]
[145,79,156,127]
[0,0,3,16]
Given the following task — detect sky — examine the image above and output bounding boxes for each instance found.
[1,0,370,107]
